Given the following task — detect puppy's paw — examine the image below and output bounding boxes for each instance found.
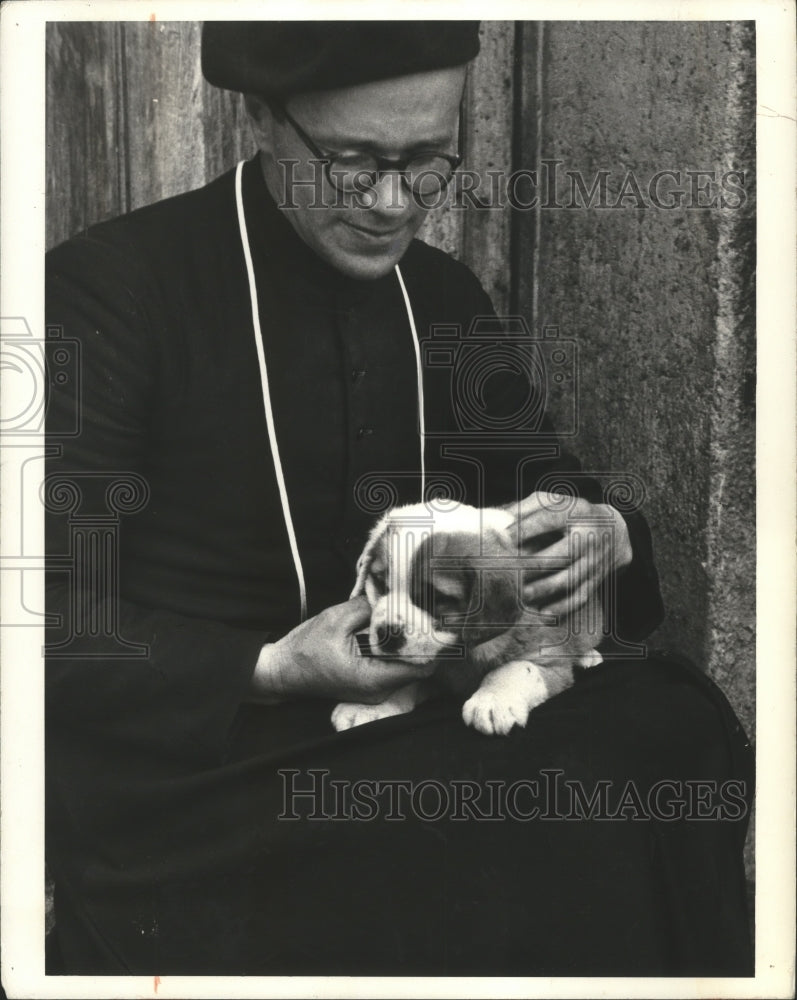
[331,701,404,732]
[575,650,603,670]
[461,687,531,736]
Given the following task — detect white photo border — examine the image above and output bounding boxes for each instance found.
[1,1,794,997]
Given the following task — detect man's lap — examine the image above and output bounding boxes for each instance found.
[48,652,754,975]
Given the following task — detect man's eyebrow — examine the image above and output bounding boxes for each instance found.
[318,133,457,154]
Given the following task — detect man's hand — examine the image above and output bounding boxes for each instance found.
[250,595,437,704]
[511,491,633,617]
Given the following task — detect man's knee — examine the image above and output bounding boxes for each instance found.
[517,654,752,794]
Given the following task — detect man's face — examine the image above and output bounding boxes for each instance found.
[247,66,467,280]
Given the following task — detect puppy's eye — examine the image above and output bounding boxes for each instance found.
[371,573,387,595]
[432,588,462,618]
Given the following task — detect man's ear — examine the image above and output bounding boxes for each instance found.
[244,94,278,152]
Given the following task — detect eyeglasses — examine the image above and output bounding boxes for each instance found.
[279,106,462,199]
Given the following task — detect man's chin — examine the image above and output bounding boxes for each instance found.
[324,247,407,281]
[315,227,416,281]
[331,251,406,281]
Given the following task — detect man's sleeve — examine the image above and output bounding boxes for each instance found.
[463,276,665,645]
[46,235,270,766]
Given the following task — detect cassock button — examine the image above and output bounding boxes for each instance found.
[357,426,374,439]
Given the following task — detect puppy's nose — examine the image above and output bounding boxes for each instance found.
[375,623,404,654]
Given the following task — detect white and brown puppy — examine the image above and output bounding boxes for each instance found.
[331,501,603,736]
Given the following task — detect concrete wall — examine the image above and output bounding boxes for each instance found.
[515,21,756,883]
[515,21,756,743]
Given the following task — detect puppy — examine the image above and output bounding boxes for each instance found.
[331,501,603,736]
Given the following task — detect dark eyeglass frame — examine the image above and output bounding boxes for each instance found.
[278,105,463,196]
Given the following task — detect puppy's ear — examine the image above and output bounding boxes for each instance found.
[463,527,523,643]
[419,528,521,644]
[350,517,388,598]
[350,555,370,598]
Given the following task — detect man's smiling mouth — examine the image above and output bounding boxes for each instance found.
[344,220,407,242]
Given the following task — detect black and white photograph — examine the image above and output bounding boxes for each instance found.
[0,2,794,996]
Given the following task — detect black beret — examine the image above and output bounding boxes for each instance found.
[201,21,481,97]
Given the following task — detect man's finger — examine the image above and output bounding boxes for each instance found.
[515,505,570,539]
[522,567,571,604]
[513,490,580,518]
[365,655,437,681]
[542,579,602,619]
[523,553,604,604]
[518,529,612,581]
[338,594,374,631]
[520,535,572,572]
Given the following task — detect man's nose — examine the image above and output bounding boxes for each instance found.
[367,171,413,215]
[375,622,405,654]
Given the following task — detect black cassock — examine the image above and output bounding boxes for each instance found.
[45,157,753,975]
